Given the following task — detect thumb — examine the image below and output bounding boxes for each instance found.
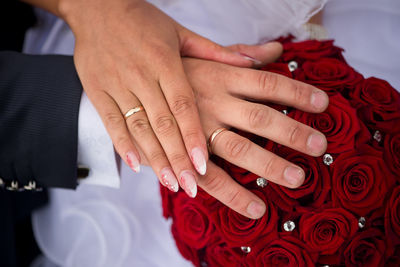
[178,28,260,67]
[179,27,283,68]
[227,42,284,67]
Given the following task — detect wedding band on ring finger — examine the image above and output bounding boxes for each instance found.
[125,105,145,119]
[208,127,228,154]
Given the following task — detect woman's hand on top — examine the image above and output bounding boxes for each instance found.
[55,0,262,198]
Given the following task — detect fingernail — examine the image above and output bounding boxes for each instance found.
[284,166,304,186]
[180,170,197,198]
[160,167,179,192]
[234,52,262,65]
[307,133,327,155]
[247,201,266,219]
[126,151,140,173]
[191,147,207,175]
[311,90,328,110]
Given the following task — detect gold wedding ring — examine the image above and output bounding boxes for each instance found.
[207,127,228,154]
[124,105,145,119]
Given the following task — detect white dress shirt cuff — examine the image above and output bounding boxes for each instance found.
[77,92,121,188]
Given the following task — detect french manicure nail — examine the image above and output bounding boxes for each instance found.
[307,133,326,155]
[191,147,207,175]
[234,52,262,65]
[126,151,140,173]
[160,167,179,192]
[311,90,328,110]
[180,170,197,198]
[284,166,304,186]
[247,201,266,219]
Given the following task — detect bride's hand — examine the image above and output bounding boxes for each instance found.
[178,56,328,219]
[54,0,261,198]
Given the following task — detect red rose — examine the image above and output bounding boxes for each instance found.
[344,228,388,267]
[384,132,400,179]
[212,190,278,246]
[296,58,363,94]
[331,145,396,216]
[171,192,215,249]
[385,186,400,245]
[385,246,400,267]
[247,235,317,267]
[282,40,345,63]
[299,208,358,264]
[291,94,366,154]
[204,240,243,267]
[261,62,293,78]
[269,146,330,212]
[160,184,174,219]
[351,77,400,133]
[171,225,201,267]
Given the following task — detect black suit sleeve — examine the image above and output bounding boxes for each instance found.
[0,51,83,189]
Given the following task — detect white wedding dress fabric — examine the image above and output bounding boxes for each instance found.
[24,0,400,266]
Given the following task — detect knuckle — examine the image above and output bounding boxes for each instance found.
[148,150,166,164]
[287,124,301,146]
[128,117,151,135]
[104,112,124,128]
[224,137,251,159]
[293,83,305,103]
[171,95,194,116]
[225,189,243,208]
[263,157,277,178]
[154,115,176,135]
[200,170,226,193]
[168,153,187,166]
[258,71,278,96]
[248,107,270,129]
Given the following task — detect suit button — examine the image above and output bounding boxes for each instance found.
[0,178,4,188]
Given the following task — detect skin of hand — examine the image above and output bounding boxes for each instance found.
[23,0,267,198]
[137,44,329,219]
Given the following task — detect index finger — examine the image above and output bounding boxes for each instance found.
[224,67,329,113]
[197,161,266,219]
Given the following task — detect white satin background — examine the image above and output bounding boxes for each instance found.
[23,0,399,266]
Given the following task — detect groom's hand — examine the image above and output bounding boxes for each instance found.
[178,57,329,219]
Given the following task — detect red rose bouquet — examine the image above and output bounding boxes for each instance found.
[160,40,400,267]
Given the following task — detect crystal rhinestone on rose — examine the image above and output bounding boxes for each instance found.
[241,246,251,253]
[256,177,268,188]
[283,220,296,232]
[323,154,333,166]
[288,61,298,72]
[358,217,366,228]
[373,130,382,142]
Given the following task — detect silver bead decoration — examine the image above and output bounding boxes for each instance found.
[321,265,330,267]
[256,177,268,188]
[373,130,382,142]
[241,246,251,253]
[24,180,36,190]
[283,220,296,232]
[288,61,298,72]
[282,109,288,115]
[358,217,366,228]
[200,261,208,267]
[323,154,334,166]
[6,180,19,191]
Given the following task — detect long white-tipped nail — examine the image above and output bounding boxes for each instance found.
[126,151,140,173]
[160,167,179,192]
[180,170,197,198]
[234,52,262,65]
[191,147,207,175]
